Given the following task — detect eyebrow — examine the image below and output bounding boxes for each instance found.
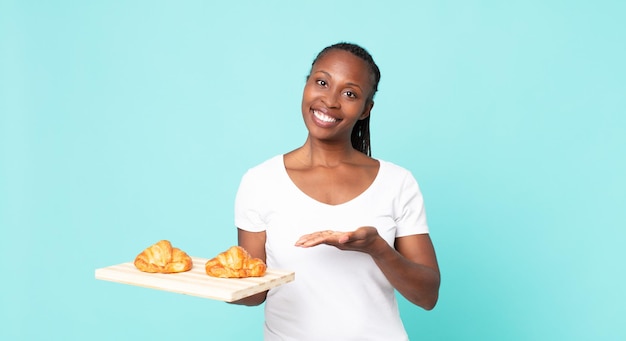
[313,70,364,91]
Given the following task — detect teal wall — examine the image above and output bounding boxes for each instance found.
[1,1,624,340]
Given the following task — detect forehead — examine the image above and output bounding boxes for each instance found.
[311,49,372,83]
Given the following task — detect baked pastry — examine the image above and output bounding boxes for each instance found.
[134,240,193,273]
[205,246,266,278]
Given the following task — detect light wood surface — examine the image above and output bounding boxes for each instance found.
[95,256,295,302]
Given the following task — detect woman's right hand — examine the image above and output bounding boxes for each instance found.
[229,229,268,306]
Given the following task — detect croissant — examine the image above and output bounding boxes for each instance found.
[205,246,266,278]
[134,240,193,273]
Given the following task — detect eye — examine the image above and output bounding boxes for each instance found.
[316,79,327,87]
[345,90,357,99]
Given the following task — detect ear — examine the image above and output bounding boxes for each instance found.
[359,101,374,120]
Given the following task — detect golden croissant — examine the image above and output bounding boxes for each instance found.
[134,240,193,273]
[205,246,266,278]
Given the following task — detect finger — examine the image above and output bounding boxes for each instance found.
[352,227,369,240]
[295,230,336,247]
[296,236,329,247]
[296,230,329,243]
[295,236,321,247]
[337,228,374,245]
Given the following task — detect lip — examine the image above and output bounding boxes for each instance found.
[311,108,341,127]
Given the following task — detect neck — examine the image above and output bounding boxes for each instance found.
[295,136,361,168]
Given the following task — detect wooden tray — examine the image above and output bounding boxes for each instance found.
[95,256,295,302]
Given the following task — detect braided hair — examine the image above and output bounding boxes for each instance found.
[309,42,381,157]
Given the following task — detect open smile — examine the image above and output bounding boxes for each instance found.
[313,109,341,123]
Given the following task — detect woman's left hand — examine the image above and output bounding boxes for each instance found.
[296,226,440,310]
[295,226,385,255]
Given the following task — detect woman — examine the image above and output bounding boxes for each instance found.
[233,42,440,340]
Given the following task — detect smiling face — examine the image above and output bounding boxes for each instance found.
[301,49,375,145]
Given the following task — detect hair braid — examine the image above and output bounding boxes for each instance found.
[351,117,371,157]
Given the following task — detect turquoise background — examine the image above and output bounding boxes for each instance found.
[1,1,625,340]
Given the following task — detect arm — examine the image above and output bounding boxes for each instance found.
[374,233,440,310]
[229,228,268,306]
[295,227,440,310]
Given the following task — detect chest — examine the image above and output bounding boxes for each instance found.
[286,165,378,206]
[263,195,399,271]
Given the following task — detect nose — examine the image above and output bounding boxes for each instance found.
[322,90,341,108]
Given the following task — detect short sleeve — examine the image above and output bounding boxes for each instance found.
[394,171,429,237]
[234,169,267,232]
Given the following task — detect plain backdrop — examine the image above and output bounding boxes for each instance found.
[1,1,625,340]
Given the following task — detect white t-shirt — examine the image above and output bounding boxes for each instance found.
[235,155,429,341]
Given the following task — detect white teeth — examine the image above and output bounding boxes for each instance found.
[313,110,338,123]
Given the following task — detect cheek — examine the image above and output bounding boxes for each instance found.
[301,91,310,110]
[302,83,316,98]
[301,86,318,109]
[301,92,312,117]
[347,101,368,117]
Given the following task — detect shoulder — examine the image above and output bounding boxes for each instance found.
[246,155,283,173]
[377,158,414,180]
[374,159,424,196]
[236,155,285,201]
[242,155,283,178]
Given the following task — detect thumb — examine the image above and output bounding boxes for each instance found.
[337,233,352,244]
